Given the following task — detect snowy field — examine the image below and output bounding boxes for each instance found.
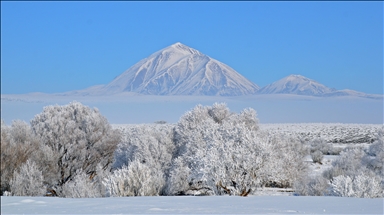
[113,123,383,146]
[2,195,383,214]
[259,123,383,144]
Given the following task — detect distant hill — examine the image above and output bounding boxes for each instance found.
[257,74,381,99]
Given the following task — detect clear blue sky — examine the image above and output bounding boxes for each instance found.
[1,1,383,94]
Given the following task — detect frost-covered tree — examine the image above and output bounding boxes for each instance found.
[1,120,40,195]
[113,124,175,176]
[30,101,121,195]
[10,160,46,196]
[168,103,306,196]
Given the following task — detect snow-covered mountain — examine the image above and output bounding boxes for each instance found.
[82,42,259,96]
[257,75,381,99]
[257,75,336,96]
[60,43,380,98]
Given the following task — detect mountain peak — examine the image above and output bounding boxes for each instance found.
[171,42,184,47]
[258,74,334,96]
[94,43,259,96]
[159,42,202,56]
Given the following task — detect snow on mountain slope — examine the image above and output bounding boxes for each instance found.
[90,42,259,96]
[257,75,335,96]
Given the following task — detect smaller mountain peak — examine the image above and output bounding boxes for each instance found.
[285,74,313,82]
[258,74,333,96]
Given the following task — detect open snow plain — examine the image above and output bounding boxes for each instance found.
[1,195,383,214]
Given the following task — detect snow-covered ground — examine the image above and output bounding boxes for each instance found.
[2,195,383,214]
[260,123,383,144]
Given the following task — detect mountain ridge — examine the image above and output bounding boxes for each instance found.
[60,43,379,99]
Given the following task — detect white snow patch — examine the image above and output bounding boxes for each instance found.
[1,196,383,214]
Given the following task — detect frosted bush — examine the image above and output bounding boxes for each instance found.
[3,191,12,196]
[10,160,46,196]
[331,174,383,198]
[323,140,384,198]
[322,147,366,180]
[166,157,191,195]
[265,134,308,188]
[61,170,102,198]
[311,150,324,164]
[308,138,337,155]
[294,175,330,196]
[331,175,354,197]
[104,159,165,197]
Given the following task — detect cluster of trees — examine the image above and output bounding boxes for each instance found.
[1,102,121,197]
[1,101,383,198]
[109,103,307,197]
